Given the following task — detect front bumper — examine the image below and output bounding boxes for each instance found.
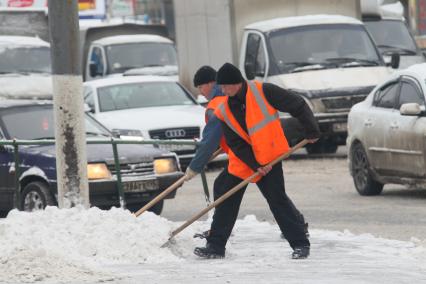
[52,172,184,208]
[280,112,348,146]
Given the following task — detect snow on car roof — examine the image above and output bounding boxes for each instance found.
[0,99,52,109]
[93,34,173,46]
[0,36,49,47]
[398,63,426,80]
[245,14,363,32]
[83,75,177,88]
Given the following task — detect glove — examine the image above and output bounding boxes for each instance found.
[184,167,198,181]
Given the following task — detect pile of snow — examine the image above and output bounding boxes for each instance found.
[1,208,425,283]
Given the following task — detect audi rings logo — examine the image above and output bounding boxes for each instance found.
[165,129,186,138]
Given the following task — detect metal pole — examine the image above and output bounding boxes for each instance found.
[111,139,126,209]
[48,0,89,209]
[13,140,20,209]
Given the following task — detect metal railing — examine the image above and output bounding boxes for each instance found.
[0,138,211,210]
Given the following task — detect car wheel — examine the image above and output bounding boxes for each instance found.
[126,200,164,215]
[21,181,56,211]
[305,140,338,154]
[350,143,383,196]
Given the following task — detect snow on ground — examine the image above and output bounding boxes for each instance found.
[0,207,425,284]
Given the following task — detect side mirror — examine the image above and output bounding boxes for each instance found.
[385,53,400,69]
[400,103,422,116]
[244,61,255,80]
[89,62,101,77]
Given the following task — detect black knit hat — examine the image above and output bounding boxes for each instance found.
[216,63,244,85]
[193,66,217,87]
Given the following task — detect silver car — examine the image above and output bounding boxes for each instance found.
[347,63,426,195]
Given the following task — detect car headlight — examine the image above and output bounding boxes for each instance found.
[154,158,177,174]
[87,163,112,180]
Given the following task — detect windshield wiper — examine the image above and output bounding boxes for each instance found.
[86,131,109,137]
[33,136,55,140]
[325,57,379,67]
[16,69,51,74]
[377,45,417,55]
[282,61,331,73]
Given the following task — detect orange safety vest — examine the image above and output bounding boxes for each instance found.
[215,81,290,182]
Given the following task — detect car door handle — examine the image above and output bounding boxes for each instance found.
[364,119,373,127]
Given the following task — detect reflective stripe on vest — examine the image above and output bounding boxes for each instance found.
[216,103,250,143]
[246,81,279,136]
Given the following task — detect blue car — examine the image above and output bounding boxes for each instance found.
[0,100,184,215]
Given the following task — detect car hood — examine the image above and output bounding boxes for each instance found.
[94,105,205,133]
[20,143,171,165]
[268,66,392,91]
[0,74,52,99]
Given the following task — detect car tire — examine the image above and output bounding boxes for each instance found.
[21,181,56,211]
[350,143,384,196]
[305,140,338,154]
[127,200,164,215]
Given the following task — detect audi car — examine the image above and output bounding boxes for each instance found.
[83,75,208,167]
[0,100,184,215]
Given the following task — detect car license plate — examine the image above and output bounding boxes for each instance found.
[332,122,347,132]
[122,179,159,193]
[159,144,195,151]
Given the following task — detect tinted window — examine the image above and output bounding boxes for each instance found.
[97,82,195,112]
[398,81,425,108]
[90,47,104,76]
[244,33,261,79]
[365,20,417,54]
[0,45,51,74]
[374,82,399,108]
[255,40,266,76]
[1,106,110,140]
[105,43,177,74]
[268,24,381,74]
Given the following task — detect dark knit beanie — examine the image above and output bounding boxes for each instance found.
[193,66,217,87]
[216,63,244,85]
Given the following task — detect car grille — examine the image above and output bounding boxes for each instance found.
[321,95,367,111]
[107,162,154,176]
[149,127,200,140]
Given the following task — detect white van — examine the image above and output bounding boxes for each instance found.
[238,15,395,154]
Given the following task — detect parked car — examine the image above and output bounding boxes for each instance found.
[83,75,209,168]
[0,100,184,215]
[347,63,426,196]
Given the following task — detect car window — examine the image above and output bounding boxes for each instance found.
[374,82,399,109]
[0,106,110,140]
[97,81,196,112]
[90,47,105,76]
[83,87,95,111]
[398,81,425,108]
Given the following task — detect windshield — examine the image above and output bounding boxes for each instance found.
[1,106,110,140]
[105,42,178,74]
[0,45,51,74]
[97,81,195,112]
[364,20,418,54]
[268,24,381,74]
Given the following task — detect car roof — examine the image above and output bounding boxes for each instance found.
[0,36,50,47]
[0,99,52,109]
[83,75,178,88]
[245,14,363,32]
[92,34,173,46]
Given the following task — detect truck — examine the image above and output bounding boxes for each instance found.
[79,21,179,81]
[361,0,426,69]
[174,0,396,153]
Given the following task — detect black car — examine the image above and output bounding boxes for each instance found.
[0,100,184,215]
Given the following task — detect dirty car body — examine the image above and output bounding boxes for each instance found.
[347,63,426,196]
[0,100,183,214]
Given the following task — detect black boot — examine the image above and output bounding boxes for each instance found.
[292,246,310,259]
[194,243,225,259]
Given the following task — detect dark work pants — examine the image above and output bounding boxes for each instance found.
[206,161,309,251]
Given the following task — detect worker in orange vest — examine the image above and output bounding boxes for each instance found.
[194,63,320,260]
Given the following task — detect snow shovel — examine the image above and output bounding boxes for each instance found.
[134,148,223,217]
[160,139,309,248]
